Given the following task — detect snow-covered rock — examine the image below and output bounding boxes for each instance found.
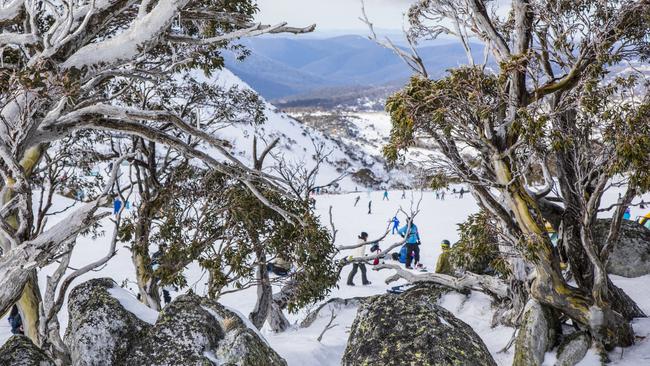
[0,336,55,366]
[342,283,496,366]
[126,293,286,366]
[65,278,286,366]
[594,220,650,278]
[65,278,149,366]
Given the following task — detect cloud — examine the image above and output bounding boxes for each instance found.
[255,0,415,31]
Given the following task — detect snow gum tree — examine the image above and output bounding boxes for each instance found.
[0,0,315,354]
[383,0,650,358]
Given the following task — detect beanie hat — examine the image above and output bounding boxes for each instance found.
[441,239,451,248]
[360,232,369,240]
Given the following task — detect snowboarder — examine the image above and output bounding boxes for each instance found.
[8,305,23,335]
[390,216,400,234]
[368,200,372,215]
[383,190,389,201]
[398,220,421,269]
[354,195,361,207]
[347,232,371,286]
[151,244,172,305]
[435,240,454,275]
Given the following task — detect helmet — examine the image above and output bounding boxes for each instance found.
[441,240,451,248]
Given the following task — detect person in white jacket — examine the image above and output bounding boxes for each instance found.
[347,232,372,286]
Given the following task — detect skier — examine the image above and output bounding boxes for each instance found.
[151,244,172,305]
[459,188,465,199]
[435,240,454,275]
[440,191,445,200]
[624,207,631,220]
[390,216,400,234]
[354,195,361,207]
[383,190,389,201]
[347,232,371,286]
[113,198,122,215]
[398,220,421,269]
[8,305,23,335]
[401,190,406,199]
[368,200,372,215]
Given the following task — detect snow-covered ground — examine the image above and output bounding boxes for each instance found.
[2,187,650,365]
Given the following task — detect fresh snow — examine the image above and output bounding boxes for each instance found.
[108,287,159,325]
[2,189,650,365]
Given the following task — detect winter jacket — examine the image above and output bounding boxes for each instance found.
[435,249,453,275]
[398,224,420,244]
[352,238,366,258]
[399,245,408,263]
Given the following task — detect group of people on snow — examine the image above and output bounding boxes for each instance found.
[346,217,454,287]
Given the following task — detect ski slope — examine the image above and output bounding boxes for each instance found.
[2,187,650,365]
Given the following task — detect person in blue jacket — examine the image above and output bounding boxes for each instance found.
[398,220,421,269]
[390,216,400,234]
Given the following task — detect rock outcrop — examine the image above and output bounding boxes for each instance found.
[593,219,650,277]
[513,300,560,366]
[65,278,286,366]
[65,278,149,366]
[342,283,496,366]
[0,336,55,366]
[555,331,591,366]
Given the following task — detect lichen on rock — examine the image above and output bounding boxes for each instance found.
[342,283,496,366]
[0,335,55,366]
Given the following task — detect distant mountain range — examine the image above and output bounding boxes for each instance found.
[223,35,484,107]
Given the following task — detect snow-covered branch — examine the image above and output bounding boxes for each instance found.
[374,264,509,299]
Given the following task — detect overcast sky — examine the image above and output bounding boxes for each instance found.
[255,0,415,32]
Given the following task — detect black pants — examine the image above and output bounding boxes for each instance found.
[347,263,369,285]
[162,289,171,305]
[405,244,420,267]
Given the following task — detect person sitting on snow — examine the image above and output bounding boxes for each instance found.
[398,220,421,269]
[435,240,454,275]
[347,232,372,286]
[267,256,292,277]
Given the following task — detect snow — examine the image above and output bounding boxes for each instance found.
[2,187,650,365]
[2,70,650,366]
[108,287,159,325]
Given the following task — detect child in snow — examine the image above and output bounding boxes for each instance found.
[390,216,400,234]
[347,232,372,286]
[398,221,421,269]
[435,240,454,275]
